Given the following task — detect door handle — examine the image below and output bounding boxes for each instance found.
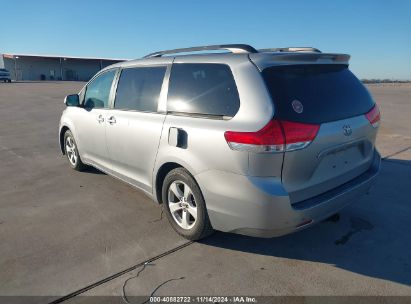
[97,114,104,124]
[168,127,187,148]
[107,116,116,125]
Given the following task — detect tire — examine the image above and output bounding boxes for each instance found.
[162,168,214,241]
[63,130,87,171]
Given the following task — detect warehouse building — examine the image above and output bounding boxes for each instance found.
[0,53,128,81]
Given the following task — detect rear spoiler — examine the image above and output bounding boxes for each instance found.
[249,52,350,70]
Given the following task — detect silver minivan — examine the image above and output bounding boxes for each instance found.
[59,44,381,240]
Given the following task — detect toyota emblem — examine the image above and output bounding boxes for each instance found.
[343,125,352,136]
[291,100,304,114]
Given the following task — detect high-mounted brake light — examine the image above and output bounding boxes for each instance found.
[365,104,380,128]
[224,120,320,153]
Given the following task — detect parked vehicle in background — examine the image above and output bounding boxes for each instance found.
[59,44,381,241]
[0,69,11,82]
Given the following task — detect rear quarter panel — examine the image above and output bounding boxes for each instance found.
[153,54,278,201]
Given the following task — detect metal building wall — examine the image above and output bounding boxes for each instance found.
[59,59,100,81]
[4,56,61,81]
[1,55,123,81]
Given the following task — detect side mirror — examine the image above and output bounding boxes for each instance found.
[64,94,80,107]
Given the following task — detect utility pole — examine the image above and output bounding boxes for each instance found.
[14,56,19,81]
[60,58,64,81]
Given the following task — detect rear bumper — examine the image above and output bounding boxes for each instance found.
[196,150,380,237]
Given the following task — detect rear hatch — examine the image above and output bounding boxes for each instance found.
[260,63,379,204]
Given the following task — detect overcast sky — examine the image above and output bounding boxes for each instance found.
[1,0,410,79]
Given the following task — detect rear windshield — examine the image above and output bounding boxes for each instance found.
[262,64,375,124]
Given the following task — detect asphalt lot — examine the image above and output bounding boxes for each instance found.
[0,81,410,302]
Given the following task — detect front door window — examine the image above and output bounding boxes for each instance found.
[84,69,117,109]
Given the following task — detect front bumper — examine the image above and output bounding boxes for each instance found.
[196,150,381,238]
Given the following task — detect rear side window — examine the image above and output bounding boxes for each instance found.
[167,64,240,117]
[114,66,166,112]
[262,65,375,124]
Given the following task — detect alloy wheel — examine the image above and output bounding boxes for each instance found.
[167,181,197,230]
[65,136,78,166]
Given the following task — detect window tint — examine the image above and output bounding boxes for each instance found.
[167,64,240,117]
[114,66,166,112]
[84,69,117,109]
[262,65,375,124]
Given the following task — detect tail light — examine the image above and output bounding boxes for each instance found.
[224,120,320,153]
[365,104,380,128]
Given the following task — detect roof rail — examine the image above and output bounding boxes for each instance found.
[143,44,258,58]
[259,47,321,53]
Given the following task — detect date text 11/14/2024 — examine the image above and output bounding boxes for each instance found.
[149,296,257,303]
